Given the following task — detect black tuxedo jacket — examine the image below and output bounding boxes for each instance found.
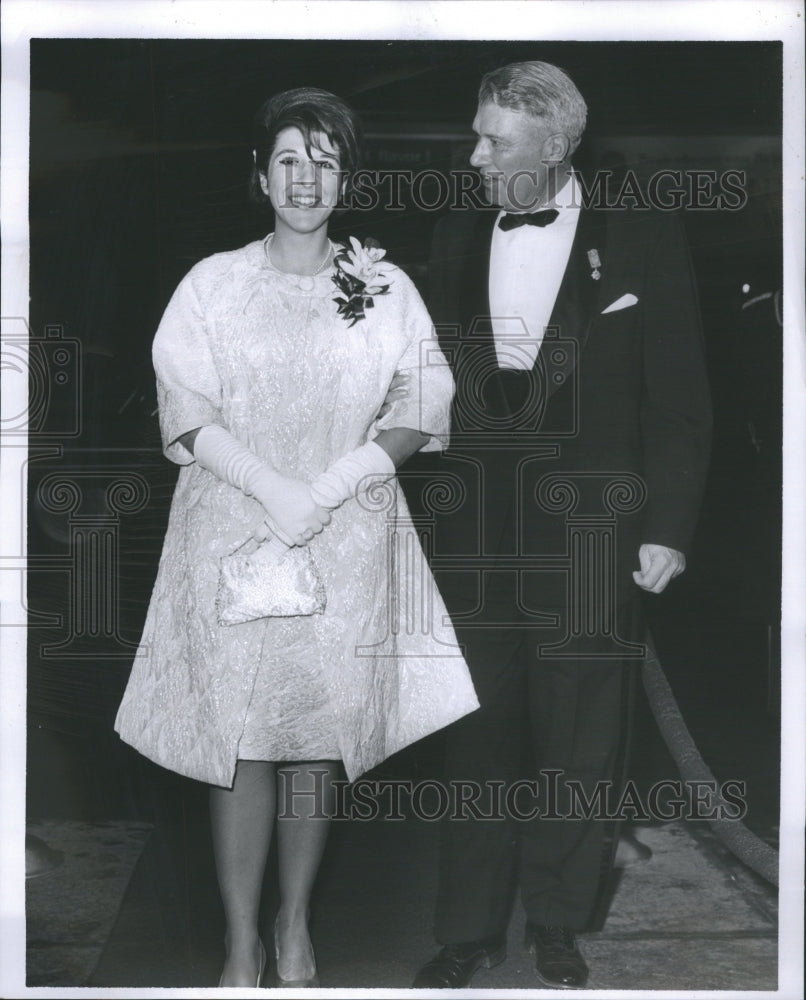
[409,201,712,611]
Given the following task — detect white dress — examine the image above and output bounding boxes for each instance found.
[114,238,479,786]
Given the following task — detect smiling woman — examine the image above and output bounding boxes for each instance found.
[250,88,361,208]
[248,89,358,273]
[112,85,478,989]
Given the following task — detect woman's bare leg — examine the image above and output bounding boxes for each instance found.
[209,759,275,986]
[274,761,339,981]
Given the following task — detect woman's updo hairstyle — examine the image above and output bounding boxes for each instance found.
[249,87,363,209]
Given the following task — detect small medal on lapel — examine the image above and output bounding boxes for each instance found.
[587,248,602,280]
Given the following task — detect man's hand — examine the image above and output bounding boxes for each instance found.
[633,543,686,594]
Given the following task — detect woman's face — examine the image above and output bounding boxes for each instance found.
[260,127,343,234]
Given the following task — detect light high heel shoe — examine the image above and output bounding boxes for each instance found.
[274,915,319,988]
[217,938,266,988]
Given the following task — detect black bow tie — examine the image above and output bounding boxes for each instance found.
[498,208,559,231]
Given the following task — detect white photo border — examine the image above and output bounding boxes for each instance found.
[2,2,803,998]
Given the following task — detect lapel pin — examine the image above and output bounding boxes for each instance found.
[587,248,602,280]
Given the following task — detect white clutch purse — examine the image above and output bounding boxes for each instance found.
[216,534,327,625]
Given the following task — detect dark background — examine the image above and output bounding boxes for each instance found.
[27,39,781,846]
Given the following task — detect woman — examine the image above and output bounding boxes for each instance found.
[114,87,478,988]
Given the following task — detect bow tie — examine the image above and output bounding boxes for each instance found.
[498,208,559,231]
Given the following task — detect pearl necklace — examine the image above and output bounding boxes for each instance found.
[263,234,332,291]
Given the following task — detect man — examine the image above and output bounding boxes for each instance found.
[410,61,712,989]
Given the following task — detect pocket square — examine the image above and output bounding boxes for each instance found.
[601,293,638,314]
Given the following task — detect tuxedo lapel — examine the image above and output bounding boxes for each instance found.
[458,209,497,337]
[451,210,517,422]
[544,205,608,383]
[447,204,609,417]
[455,205,606,348]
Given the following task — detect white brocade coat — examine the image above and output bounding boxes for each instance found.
[114,240,479,786]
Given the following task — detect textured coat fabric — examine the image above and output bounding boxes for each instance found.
[114,238,479,787]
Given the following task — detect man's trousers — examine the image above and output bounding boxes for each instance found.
[433,574,640,941]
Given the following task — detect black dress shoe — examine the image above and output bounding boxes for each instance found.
[525,923,589,988]
[412,936,506,988]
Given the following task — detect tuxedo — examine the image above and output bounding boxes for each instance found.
[408,198,712,937]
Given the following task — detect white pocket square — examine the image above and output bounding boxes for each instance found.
[601,293,638,314]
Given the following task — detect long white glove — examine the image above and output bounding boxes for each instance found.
[309,440,396,510]
[193,425,328,545]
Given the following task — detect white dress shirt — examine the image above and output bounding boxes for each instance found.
[489,173,581,370]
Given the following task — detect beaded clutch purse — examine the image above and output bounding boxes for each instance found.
[216,535,327,625]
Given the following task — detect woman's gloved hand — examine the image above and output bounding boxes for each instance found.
[309,440,396,510]
[192,425,330,545]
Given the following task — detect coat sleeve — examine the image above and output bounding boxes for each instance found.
[370,268,455,453]
[640,213,713,554]
[152,263,225,465]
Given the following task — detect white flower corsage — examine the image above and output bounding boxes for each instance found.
[332,236,392,326]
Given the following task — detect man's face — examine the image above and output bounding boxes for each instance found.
[470,101,559,212]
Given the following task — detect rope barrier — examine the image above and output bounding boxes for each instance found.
[641,633,779,887]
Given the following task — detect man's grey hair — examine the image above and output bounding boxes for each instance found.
[478,61,588,154]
